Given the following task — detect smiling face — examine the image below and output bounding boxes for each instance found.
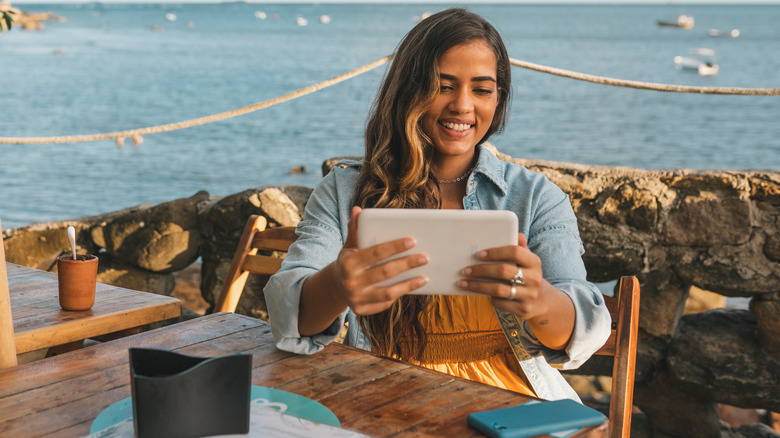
[421,40,500,163]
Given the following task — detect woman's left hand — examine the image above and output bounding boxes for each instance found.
[458,233,575,350]
[458,233,546,319]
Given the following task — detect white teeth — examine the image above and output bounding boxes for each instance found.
[441,122,471,132]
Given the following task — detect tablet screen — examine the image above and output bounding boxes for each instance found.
[357,209,518,295]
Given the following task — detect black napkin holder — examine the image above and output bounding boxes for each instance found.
[129,348,252,438]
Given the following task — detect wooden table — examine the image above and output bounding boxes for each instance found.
[7,262,181,355]
[0,313,606,437]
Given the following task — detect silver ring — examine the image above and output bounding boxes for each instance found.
[508,286,517,300]
[510,268,525,286]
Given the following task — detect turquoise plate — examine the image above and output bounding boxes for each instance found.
[90,386,340,434]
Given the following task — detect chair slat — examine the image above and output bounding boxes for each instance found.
[242,255,284,276]
[606,275,641,438]
[594,331,617,356]
[251,237,295,253]
[213,216,297,313]
[251,228,298,251]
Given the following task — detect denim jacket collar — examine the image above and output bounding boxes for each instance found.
[472,144,509,196]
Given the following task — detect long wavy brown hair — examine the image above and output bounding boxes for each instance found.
[353,8,513,360]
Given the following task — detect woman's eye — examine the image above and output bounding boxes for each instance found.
[440,84,454,92]
[475,88,494,95]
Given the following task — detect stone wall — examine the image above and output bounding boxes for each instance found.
[3,147,779,437]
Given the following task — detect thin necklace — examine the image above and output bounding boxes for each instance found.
[438,165,476,184]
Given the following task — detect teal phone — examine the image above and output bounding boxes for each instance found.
[467,399,606,438]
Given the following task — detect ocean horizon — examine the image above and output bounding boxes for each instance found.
[1,2,779,230]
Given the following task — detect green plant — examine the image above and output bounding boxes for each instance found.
[1,6,16,33]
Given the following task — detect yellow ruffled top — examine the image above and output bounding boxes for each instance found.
[396,295,536,397]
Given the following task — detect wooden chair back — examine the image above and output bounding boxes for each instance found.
[1,216,19,369]
[593,275,641,438]
[213,215,297,313]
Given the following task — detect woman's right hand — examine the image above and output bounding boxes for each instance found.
[298,207,429,336]
[329,206,429,315]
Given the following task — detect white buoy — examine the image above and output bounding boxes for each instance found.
[165,13,176,22]
[296,16,308,26]
[255,11,266,20]
[319,15,330,24]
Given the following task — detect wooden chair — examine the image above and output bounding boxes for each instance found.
[1,216,19,369]
[593,275,641,438]
[215,216,641,437]
[213,215,297,313]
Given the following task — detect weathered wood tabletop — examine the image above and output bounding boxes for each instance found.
[7,262,181,355]
[0,312,606,437]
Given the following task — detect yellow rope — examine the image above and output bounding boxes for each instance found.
[1,54,778,145]
[510,58,780,95]
[0,55,393,144]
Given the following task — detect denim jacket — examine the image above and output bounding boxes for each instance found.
[264,145,611,402]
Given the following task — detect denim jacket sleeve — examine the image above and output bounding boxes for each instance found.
[468,148,611,370]
[524,194,611,369]
[263,162,359,355]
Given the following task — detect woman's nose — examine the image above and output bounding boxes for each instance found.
[448,88,474,113]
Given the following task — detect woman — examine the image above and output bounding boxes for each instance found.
[264,8,610,402]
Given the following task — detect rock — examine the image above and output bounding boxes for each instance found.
[596,183,658,230]
[93,191,209,273]
[199,184,310,311]
[661,196,752,247]
[749,174,780,199]
[665,310,780,411]
[750,295,780,360]
[637,273,689,340]
[722,422,780,438]
[92,253,175,296]
[248,188,301,227]
[635,373,722,438]
[764,235,780,262]
[2,221,98,268]
[321,156,361,176]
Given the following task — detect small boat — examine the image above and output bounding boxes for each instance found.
[296,16,308,26]
[254,11,267,20]
[657,14,694,29]
[674,48,718,76]
[318,15,330,24]
[165,13,176,22]
[708,28,740,38]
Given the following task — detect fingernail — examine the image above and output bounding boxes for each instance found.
[459,280,468,288]
[478,251,487,259]
[418,255,429,265]
[463,267,472,275]
[418,277,429,286]
[405,238,415,249]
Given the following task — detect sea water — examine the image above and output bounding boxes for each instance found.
[1,3,779,229]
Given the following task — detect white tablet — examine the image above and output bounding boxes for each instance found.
[357,208,518,295]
